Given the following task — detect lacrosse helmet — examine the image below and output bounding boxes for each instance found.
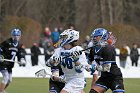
[59,29,79,47]
[11,28,22,44]
[11,28,21,36]
[91,28,109,46]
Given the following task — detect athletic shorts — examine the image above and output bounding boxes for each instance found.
[49,79,65,93]
[95,76,125,92]
[63,78,86,93]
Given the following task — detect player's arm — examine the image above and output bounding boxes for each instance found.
[96,46,116,72]
[45,48,62,67]
[0,40,9,61]
[72,47,96,73]
[17,45,26,65]
[51,75,66,83]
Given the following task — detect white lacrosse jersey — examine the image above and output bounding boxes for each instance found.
[50,46,88,82]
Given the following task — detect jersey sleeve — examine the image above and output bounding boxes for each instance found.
[102,46,116,61]
[0,40,9,56]
[17,45,26,61]
[50,47,61,59]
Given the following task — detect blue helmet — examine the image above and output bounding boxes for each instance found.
[11,28,21,36]
[91,28,109,46]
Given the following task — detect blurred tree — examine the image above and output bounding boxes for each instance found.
[0,0,140,47]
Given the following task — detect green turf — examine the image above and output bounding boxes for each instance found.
[4,78,140,93]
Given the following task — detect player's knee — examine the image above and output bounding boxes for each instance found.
[89,89,98,93]
[2,76,10,85]
[2,76,9,85]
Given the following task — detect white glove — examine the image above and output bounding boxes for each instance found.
[46,56,63,67]
[0,55,4,62]
[53,56,63,64]
[20,58,26,65]
[96,65,103,71]
[96,64,111,72]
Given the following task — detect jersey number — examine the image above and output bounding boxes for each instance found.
[11,51,16,60]
[62,58,73,69]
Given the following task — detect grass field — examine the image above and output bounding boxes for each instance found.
[3,78,140,93]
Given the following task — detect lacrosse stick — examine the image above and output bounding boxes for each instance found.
[35,69,66,83]
[0,55,20,63]
[1,59,20,63]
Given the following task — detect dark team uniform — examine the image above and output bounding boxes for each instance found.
[49,64,65,93]
[89,45,124,92]
[0,38,25,72]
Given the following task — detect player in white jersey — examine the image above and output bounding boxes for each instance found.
[46,29,95,93]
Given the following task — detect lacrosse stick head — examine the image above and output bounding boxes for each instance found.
[107,32,117,46]
[35,69,47,78]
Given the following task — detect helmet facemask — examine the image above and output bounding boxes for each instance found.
[91,28,109,47]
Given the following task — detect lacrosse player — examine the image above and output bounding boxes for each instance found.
[0,28,26,93]
[46,29,96,93]
[89,28,124,93]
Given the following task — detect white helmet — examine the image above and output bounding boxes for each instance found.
[59,29,79,46]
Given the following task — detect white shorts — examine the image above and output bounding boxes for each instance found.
[1,69,12,84]
[63,78,86,93]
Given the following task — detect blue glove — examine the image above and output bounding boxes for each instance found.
[71,56,79,63]
[90,64,96,75]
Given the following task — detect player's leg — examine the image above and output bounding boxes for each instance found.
[61,78,85,93]
[81,90,85,93]
[89,77,108,93]
[110,78,125,93]
[91,73,98,89]
[60,90,69,93]
[89,89,99,93]
[81,78,87,93]
[0,69,9,92]
[89,85,107,93]
[4,72,12,90]
[49,79,64,93]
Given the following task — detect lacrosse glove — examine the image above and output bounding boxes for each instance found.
[90,64,96,74]
[71,51,82,57]
[53,56,63,65]
[0,55,4,62]
[19,58,26,65]
[85,64,96,74]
